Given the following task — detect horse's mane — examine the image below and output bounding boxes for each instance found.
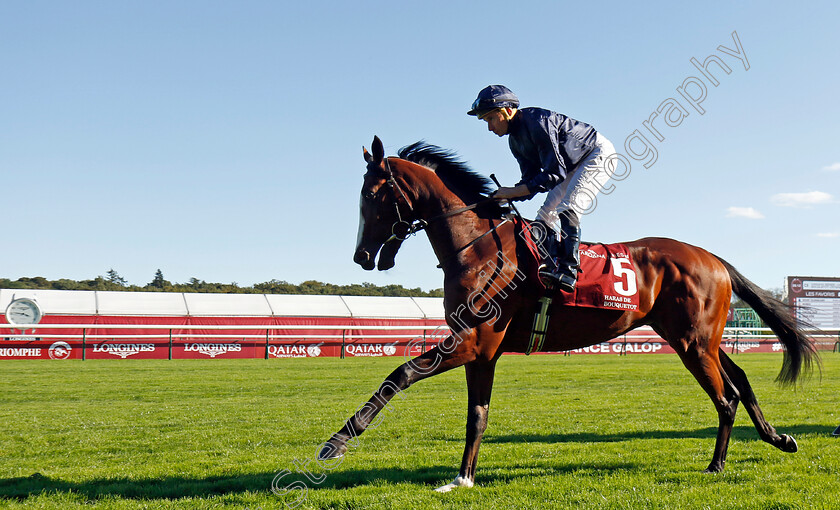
[397,142,495,205]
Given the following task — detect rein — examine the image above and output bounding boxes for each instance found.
[381,158,512,268]
[434,217,510,269]
[383,158,495,243]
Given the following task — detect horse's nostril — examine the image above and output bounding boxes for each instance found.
[353,249,370,265]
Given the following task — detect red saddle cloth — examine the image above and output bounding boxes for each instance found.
[516,220,639,311]
[515,219,640,311]
[556,242,640,311]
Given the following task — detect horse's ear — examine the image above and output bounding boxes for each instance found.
[371,136,384,164]
[363,146,372,163]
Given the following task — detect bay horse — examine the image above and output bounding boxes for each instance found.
[320,136,817,491]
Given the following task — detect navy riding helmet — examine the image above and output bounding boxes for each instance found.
[467,85,520,116]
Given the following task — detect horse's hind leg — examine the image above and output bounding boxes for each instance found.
[436,359,497,493]
[719,350,798,453]
[669,335,741,473]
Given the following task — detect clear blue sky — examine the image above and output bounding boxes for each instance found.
[2,0,838,292]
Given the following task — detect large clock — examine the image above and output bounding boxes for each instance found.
[5,297,43,325]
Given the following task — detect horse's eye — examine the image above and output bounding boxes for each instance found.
[362,190,376,202]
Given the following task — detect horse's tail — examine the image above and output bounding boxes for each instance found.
[715,256,819,385]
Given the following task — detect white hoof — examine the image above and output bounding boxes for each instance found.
[434,475,474,493]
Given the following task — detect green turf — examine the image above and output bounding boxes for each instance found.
[1,353,838,509]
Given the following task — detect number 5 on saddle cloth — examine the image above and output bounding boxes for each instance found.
[516,219,641,355]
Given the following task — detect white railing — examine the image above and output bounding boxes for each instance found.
[1,324,444,340]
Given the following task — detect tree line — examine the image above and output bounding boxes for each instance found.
[1,269,444,297]
[1,269,784,304]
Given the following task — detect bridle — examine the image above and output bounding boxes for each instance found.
[379,159,427,243]
[367,157,514,267]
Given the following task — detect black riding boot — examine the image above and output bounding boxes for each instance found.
[538,219,581,292]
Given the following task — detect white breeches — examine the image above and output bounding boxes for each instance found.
[536,132,616,234]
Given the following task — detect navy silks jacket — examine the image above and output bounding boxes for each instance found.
[507,107,598,194]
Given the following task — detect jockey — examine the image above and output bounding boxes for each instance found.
[468,84,616,292]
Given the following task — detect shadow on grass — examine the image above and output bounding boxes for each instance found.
[0,460,635,501]
[484,423,832,444]
[1,424,828,501]
[0,471,276,501]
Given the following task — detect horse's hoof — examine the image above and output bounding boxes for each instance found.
[779,434,798,453]
[434,475,474,493]
[703,463,724,474]
[318,441,346,460]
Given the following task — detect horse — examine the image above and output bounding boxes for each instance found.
[320,135,817,492]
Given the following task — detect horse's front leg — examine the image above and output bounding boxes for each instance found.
[436,358,497,493]
[319,341,475,460]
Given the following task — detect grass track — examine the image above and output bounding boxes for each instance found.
[1,353,838,509]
